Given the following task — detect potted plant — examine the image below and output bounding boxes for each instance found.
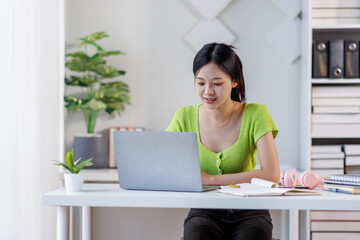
[54,149,93,192]
[64,31,130,168]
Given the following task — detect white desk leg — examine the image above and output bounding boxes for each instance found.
[289,209,299,240]
[280,210,288,240]
[57,206,69,240]
[82,206,91,240]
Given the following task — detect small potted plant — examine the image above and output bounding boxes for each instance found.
[65,31,130,168]
[54,149,93,192]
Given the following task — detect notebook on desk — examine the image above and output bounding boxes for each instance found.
[218,178,321,197]
[114,131,218,192]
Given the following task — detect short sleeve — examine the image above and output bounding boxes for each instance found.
[253,105,279,143]
[166,107,184,132]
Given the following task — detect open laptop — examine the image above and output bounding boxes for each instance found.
[114,131,218,192]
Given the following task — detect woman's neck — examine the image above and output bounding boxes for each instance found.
[203,100,235,127]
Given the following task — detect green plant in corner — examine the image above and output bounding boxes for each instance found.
[64,31,130,134]
[54,149,93,173]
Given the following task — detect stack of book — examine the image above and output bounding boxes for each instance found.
[108,126,145,168]
[324,174,360,194]
[310,210,360,240]
[311,145,344,178]
[344,144,360,174]
[312,86,360,138]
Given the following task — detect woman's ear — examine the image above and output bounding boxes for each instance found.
[232,81,238,88]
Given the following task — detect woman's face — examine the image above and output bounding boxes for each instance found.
[195,62,237,109]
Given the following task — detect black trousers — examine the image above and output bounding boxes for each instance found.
[184,209,273,240]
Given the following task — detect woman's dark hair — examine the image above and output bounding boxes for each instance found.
[193,43,246,102]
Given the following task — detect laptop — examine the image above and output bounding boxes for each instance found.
[114,131,218,192]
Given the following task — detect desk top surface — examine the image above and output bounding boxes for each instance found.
[43,184,360,210]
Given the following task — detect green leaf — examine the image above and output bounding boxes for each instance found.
[74,158,82,166]
[118,70,126,76]
[65,149,75,167]
[74,158,93,173]
[65,58,91,72]
[101,50,126,57]
[97,82,130,98]
[65,151,72,166]
[88,99,107,110]
[89,57,106,67]
[95,81,131,115]
[78,38,104,52]
[81,99,106,111]
[65,76,89,87]
[54,161,74,173]
[89,53,101,61]
[78,77,98,86]
[88,51,125,68]
[64,96,83,111]
[93,65,124,78]
[65,52,90,60]
[84,32,109,41]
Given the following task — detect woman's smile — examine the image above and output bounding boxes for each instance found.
[204,97,216,104]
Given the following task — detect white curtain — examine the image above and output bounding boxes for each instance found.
[0,0,60,239]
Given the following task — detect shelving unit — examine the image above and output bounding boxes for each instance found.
[301,1,360,239]
[302,0,360,174]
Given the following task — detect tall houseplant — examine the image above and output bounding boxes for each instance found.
[64,31,130,134]
[65,32,130,168]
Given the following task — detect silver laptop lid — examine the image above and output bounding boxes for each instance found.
[114,131,202,192]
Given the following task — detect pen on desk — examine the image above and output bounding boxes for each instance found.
[228,184,240,188]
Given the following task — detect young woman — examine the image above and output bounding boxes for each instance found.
[166,43,280,240]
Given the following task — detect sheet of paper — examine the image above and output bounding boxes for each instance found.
[251,178,278,188]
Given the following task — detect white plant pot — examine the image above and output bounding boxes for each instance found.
[64,173,84,192]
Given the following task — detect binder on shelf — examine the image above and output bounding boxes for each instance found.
[312,40,328,78]
[344,40,360,78]
[329,40,344,78]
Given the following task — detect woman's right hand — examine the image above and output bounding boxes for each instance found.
[201,171,215,185]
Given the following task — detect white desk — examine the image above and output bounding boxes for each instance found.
[43,184,360,240]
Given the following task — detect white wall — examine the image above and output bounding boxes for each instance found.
[65,0,301,168]
[65,0,300,239]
